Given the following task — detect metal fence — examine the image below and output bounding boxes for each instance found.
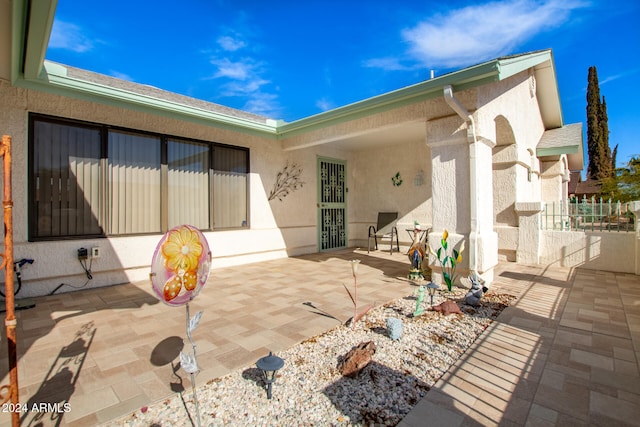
[542,197,636,232]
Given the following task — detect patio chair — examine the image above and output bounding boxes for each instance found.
[368,212,400,254]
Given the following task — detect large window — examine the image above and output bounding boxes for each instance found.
[31,120,103,238]
[109,130,162,234]
[213,145,248,228]
[29,114,249,240]
[168,138,210,230]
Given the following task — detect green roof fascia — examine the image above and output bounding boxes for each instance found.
[499,49,563,128]
[537,144,580,157]
[276,50,556,139]
[14,61,279,139]
[11,0,277,139]
[10,0,559,143]
[277,61,501,139]
[495,49,554,80]
[22,0,58,80]
[10,0,28,83]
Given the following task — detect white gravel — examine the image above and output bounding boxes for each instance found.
[105,289,515,427]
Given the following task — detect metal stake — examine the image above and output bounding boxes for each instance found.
[185,303,202,427]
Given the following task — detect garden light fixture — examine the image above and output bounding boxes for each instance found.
[256,351,284,399]
[427,282,439,306]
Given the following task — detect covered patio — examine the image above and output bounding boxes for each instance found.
[1,250,639,426]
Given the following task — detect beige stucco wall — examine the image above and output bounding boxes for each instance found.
[492,144,519,261]
[0,75,441,297]
[0,59,600,297]
[477,71,545,201]
[540,230,636,273]
[540,158,565,203]
[349,138,433,248]
[0,79,357,296]
[477,71,546,266]
[254,142,351,256]
[425,71,549,282]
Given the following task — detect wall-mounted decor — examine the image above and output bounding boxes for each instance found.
[269,161,305,201]
[391,172,403,187]
[414,170,424,186]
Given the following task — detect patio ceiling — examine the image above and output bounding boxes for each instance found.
[331,121,427,152]
[282,120,428,152]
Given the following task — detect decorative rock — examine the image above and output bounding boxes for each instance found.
[338,341,376,377]
[106,291,515,427]
[432,300,462,316]
[386,318,403,340]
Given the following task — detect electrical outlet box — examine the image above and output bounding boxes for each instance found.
[91,247,100,258]
[77,247,88,260]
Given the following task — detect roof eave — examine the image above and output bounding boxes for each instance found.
[12,0,278,139]
[22,0,57,81]
[14,62,279,138]
[497,50,563,129]
[11,0,564,141]
[278,61,501,139]
[538,144,584,171]
[279,50,563,139]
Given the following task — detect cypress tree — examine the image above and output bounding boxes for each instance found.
[586,66,607,179]
[600,96,612,173]
[586,66,615,180]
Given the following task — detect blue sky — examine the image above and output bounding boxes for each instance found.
[46,0,639,169]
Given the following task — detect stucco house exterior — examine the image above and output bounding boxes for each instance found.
[1,1,590,298]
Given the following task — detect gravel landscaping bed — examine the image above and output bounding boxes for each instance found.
[107,289,515,427]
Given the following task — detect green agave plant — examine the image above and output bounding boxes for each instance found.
[429,229,465,292]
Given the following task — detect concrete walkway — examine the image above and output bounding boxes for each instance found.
[399,263,640,426]
[1,249,639,426]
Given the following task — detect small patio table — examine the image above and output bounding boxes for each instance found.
[405,227,430,254]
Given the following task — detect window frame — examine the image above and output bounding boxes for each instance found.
[28,113,250,242]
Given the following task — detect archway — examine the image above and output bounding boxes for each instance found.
[492,115,518,261]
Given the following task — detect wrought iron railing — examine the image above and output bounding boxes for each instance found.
[542,197,636,232]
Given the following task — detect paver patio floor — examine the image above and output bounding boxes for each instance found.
[1,249,639,426]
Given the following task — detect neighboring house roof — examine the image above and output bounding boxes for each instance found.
[568,171,601,199]
[537,123,584,170]
[575,180,602,197]
[7,0,565,141]
[568,171,581,195]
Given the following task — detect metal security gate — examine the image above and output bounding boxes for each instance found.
[318,157,347,251]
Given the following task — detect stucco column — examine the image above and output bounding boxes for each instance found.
[515,202,544,264]
[426,116,498,285]
[469,136,499,285]
[631,201,640,275]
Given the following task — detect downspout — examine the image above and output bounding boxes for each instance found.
[443,85,479,274]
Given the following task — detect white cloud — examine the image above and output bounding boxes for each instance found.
[205,21,280,118]
[243,93,281,117]
[401,0,588,68]
[49,20,93,53]
[210,58,255,80]
[316,98,334,112]
[221,78,271,97]
[362,57,413,71]
[600,68,640,86]
[209,57,271,96]
[208,55,280,117]
[217,35,247,52]
[109,71,133,81]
